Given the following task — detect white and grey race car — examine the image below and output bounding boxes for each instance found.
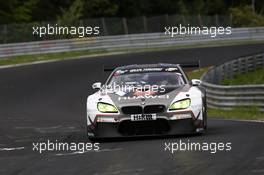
[86,63,207,139]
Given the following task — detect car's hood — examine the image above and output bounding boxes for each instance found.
[106,84,191,108]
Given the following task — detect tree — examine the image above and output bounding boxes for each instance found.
[230,5,264,27]
[177,0,188,15]
[192,0,205,15]
[83,0,118,17]
[205,0,226,15]
[0,0,38,24]
[57,0,84,26]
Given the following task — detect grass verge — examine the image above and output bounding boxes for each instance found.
[0,50,107,66]
[221,68,264,85]
[186,67,210,80]
[208,107,264,121]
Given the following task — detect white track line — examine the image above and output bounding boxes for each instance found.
[0,147,25,151]
[54,148,123,156]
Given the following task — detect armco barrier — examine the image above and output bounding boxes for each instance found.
[201,53,264,111]
[0,27,264,58]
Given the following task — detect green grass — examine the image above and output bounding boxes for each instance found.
[186,67,209,80]
[0,50,107,66]
[221,68,264,85]
[208,107,264,121]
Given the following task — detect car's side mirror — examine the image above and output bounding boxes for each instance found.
[191,79,201,86]
[92,82,102,90]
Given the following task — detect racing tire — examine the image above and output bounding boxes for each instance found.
[202,96,208,130]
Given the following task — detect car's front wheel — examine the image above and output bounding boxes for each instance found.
[202,100,207,130]
[87,125,97,141]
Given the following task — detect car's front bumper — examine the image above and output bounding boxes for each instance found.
[87,111,204,138]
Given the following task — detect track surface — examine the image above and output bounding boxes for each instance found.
[0,44,264,175]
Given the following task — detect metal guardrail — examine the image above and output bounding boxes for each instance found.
[201,53,264,111]
[0,27,264,58]
[0,14,233,43]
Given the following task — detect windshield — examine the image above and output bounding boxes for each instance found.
[108,71,186,87]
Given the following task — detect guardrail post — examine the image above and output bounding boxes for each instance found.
[221,64,225,81]
[226,63,231,79]
[253,55,257,71]
[217,67,222,84]
[238,58,242,74]
[215,14,219,27]
[143,16,148,33]
[181,15,187,26]
[229,61,234,79]
[101,17,108,36]
[3,25,7,43]
[262,54,264,68]
[229,13,233,27]
[245,57,249,73]
[165,14,169,26]
[198,14,203,27]
[213,68,217,84]
[122,17,128,35]
[79,19,84,26]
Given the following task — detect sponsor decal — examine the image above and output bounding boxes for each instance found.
[114,67,180,75]
[118,94,170,101]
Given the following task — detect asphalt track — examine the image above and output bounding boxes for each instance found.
[0,44,264,175]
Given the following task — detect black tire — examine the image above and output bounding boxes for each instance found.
[87,125,96,141]
[202,96,208,130]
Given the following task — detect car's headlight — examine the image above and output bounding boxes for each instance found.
[169,99,191,110]
[97,102,118,113]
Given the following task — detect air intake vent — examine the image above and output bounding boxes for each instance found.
[122,106,143,114]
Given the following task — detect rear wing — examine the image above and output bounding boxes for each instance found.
[179,60,201,69]
[103,66,115,72]
[103,61,201,72]
[103,64,138,72]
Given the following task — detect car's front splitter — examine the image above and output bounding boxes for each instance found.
[87,117,203,138]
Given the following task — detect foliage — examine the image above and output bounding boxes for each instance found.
[0,0,38,23]
[0,0,264,27]
[83,0,118,17]
[57,0,84,26]
[186,68,209,80]
[230,5,264,27]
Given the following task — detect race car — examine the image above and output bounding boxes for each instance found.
[86,63,207,139]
